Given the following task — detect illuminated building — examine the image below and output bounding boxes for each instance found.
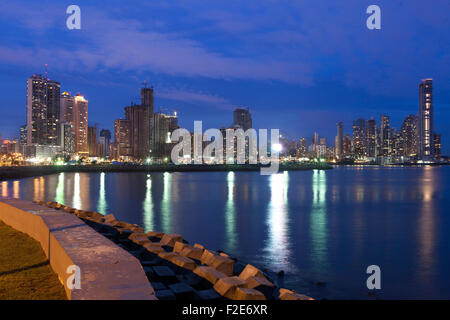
[418,79,434,160]
[335,122,343,160]
[401,114,418,157]
[366,118,377,158]
[114,119,131,159]
[26,74,61,146]
[233,107,252,131]
[152,111,178,160]
[352,118,366,158]
[88,126,99,157]
[99,129,111,157]
[380,114,391,157]
[74,94,89,156]
[433,133,441,159]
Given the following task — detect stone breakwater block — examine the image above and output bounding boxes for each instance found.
[200,249,217,265]
[129,233,151,245]
[173,241,189,254]
[239,264,266,281]
[170,255,197,271]
[147,231,164,239]
[168,282,196,299]
[219,252,229,257]
[160,233,183,247]
[193,266,226,285]
[213,276,247,299]
[210,256,234,276]
[155,289,176,300]
[194,243,205,249]
[158,251,179,262]
[197,288,221,300]
[103,213,117,224]
[143,242,165,254]
[244,276,275,298]
[279,288,314,300]
[234,287,267,300]
[180,246,204,260]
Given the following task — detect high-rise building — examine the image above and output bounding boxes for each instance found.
[20,125,27,145]
[88,126,99,157]
[114,119,131,159]
[418,79,434,160]
[59,122,75,157]
[401,114,418,157]
[99,129,111,157]
[152,112,178,159]
[380,114,391,157]
[26,74,61,146]
[366,118,377,158]
[352,118,366,158]
[73,94,88,155]
[433,133,441,159]
[233,108,252,131]
[298,138,307,158]
[61,92,88,156]
[335,122,344,159]
[343,134,352,156]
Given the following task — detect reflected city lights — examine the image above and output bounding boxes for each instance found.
[13,181,19,199]
[225,171,236,252]
[265,172,291,270]
[55,173,65,204]
[310,169,328,272]
[97,172,108,215]
[161,172,172,233]
[143,175,155,232]
[1,181,8,198]
[73,173,82,209]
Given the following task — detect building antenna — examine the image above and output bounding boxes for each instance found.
[44,64,48,79]
[142,80,148,88]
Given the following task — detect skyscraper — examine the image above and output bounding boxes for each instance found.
[26,74,61,145]
[233,108,252,131]
[152,111,178,159]
[114,119,131,159]
[99,129,111,157]
[335,122,343,159]
[74,94,88,155]
[366,118,377,158]
[418,79,434,160]
[88,126,98,157]
[401,114,418,157]
[352,118,366,158]
[380,114,390,157]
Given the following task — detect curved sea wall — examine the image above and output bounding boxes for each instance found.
[0,198,157,300]
[8,199,315,301]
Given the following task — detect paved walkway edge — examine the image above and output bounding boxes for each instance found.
[0,198,157,300]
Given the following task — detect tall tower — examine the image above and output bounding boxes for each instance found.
[74,94,88,155]
[380,114,390,157]
[233,107,252,131]
[141,86,154,157]
[418,79,434,160]
[335,122,343,159]
[26,74,61,145]
[366,118,377,158]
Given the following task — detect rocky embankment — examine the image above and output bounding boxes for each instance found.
[33,200,314,301]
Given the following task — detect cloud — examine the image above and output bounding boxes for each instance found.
[158,88,233,110]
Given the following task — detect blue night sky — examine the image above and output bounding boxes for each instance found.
[0,0,449,154]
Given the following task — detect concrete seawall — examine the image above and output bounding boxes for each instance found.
[0,198,157,300]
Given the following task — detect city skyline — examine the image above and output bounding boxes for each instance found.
[0,1,449,154]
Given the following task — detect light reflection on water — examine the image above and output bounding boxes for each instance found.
[1,166,449,299]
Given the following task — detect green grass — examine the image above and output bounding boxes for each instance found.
[0,220,67,300]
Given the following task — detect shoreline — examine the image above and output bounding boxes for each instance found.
[0,163,332,181]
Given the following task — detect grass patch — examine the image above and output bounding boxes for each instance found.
[0,220,67,300]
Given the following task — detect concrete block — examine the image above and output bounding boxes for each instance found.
[143,242,165,254]
[158,251,179,262]
[210,255,234,276]
[213,276,247,299]
[200,249,217,265]
[153,266,176,278]
[160,233,183,246]
[193,266,227,285]
[151,282,167,291]
[239,264,266,281]
[197,289,222,300]
[244,276,275,298]
[170,255,197,271]
[168,282,196,299]
[180,246,204,260]
[103,213,117,224]
[147,231,164,239]
[234,287,266,300]
[193,243,205,249]
[173,241,189,253]
[129,232,151,245]
[279,288,314,300]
